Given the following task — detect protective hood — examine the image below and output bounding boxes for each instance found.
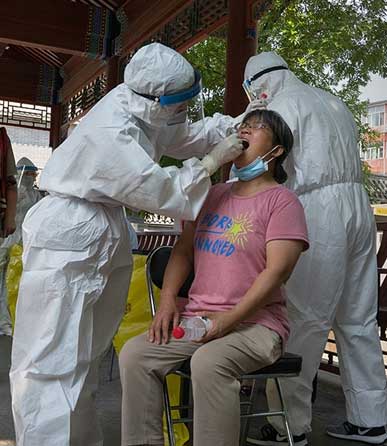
[124,43,196,128]
[16,157,38,172]
[244,52,291,101]
[244,51,362,193]
[245,52,288,77]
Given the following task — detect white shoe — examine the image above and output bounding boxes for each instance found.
[247,424,308,446]
[326,421,387,444]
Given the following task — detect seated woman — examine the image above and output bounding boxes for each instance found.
[119,109,309,446]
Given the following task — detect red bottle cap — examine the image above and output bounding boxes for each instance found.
[172,326,185,339]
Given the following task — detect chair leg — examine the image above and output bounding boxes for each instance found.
[109,344,115,382]
[274,378,295,446]
[240,379,258,446]
[311,373,318,404]
[180,376,191,419]
[163,381,176,446]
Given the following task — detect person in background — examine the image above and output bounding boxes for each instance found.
[14,157,43,237]
[119,109,308,446]
[0,127,17,336]
[0,157,42,337]
[241,53,387,446]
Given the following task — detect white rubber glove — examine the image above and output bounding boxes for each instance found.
[201,134,244,176]
[244,97,269,114]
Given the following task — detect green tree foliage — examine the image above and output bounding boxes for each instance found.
[186,0,387,122]
[257,0,387,120]
[184,36,228,118]
[162,1,387,174]
[257,0,387,179]
[160,37,228,175]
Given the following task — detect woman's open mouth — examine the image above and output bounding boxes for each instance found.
[242,139,249,150]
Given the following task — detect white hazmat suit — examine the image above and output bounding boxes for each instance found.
[243,52,386,438]
[10,43,239,446]
[0,158,42,336]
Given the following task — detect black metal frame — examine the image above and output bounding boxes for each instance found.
[145,245,302,446]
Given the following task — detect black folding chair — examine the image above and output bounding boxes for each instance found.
[146,246,302,446]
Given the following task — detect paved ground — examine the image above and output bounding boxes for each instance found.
[0,335,362,445]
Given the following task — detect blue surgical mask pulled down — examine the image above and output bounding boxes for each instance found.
[231,145,280,182]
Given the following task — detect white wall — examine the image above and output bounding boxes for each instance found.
[360,74,387,103]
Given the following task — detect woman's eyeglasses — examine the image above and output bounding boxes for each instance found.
[235,122,272,132]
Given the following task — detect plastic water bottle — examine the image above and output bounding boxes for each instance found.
[172,316,212,341]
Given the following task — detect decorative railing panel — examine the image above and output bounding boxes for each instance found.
[0,100,51,130]
[61,72,107,125]
[118,0,229,78]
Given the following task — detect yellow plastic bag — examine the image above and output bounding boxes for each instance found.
[114,254,189,446]
[5,249,189,445]
[113,255,154,353]
[6,243,23,327]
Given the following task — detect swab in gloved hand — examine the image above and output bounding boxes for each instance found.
[226,126,249,150]
[201,134,244,176]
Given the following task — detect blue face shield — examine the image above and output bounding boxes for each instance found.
[17,164,38,188]
[158,70,202,106]
[231,145,280,182]
[132,70,204,126]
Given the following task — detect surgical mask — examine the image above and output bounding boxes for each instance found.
[231,145,280,182]
[167,108,188,126]
[20,176,35,188]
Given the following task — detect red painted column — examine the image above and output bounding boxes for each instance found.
[106,56,119,93]
[50,103,62,150]
[222,0,257,181]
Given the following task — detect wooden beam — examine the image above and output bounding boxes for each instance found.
[0,57,58,105]
[117,0,193,54]
[50,104,62,149]
[106,56,119,92]
[176,16,228,53]
[0,0,117,58]
[0,43,8,57]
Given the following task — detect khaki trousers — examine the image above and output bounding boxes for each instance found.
[119,323,281,446]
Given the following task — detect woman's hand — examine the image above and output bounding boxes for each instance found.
[148,297,180,345]
[196,310,239,343]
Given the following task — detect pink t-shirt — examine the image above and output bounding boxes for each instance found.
[182,183,309,344]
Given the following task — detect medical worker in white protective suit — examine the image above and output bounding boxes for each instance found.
[239,53,387,446]
[10,43,241,446]
[0,157,42,336]
[13,157,42,242]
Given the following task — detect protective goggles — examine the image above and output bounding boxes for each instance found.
[243,65,288,101]
[17,165,38,172]
[134,69,202,107]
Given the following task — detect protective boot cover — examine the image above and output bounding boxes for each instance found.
[0,170,41,336]
[244,52,387,433]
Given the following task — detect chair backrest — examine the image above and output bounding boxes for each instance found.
[146,246,194,317]
[136,232,180,255]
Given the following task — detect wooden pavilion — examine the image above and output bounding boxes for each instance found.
[0,0,271,148]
